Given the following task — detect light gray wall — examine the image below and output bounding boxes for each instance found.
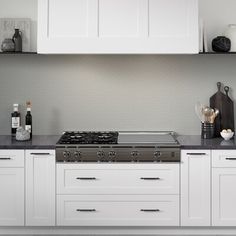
[0,0,236,135]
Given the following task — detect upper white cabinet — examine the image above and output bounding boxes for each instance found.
[25,150,55,226]
[38,0,199,54]
[181,150,211,226]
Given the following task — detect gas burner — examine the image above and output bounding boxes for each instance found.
[58,131,119,145]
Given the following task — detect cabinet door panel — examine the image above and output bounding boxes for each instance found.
[57,163,179,195]
[212,168,236,226]
[38,0,198,53]
[48,0,88,37]
[25,150,55,226]
[181,150,211,226]
[0,168,24,226]
[57,195,179,226]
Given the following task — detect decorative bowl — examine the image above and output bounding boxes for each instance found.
[220,131,234,141]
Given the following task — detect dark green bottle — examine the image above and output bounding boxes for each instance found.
[25,101,32,139]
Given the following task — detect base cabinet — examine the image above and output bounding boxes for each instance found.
[0,168,24,226]
[56,163,180,226]
[181,150,211,226]
[0,150,24,226]
[57,195,179,226]
[25,150,55,226]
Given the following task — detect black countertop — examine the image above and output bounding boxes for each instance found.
[177,135,236,150]
[0,135,60,149]
[0,135,235,150]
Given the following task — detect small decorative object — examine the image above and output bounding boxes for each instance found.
[220,129,234,141]
[225,24,236,52]
[1,38,15,52]
[16,127,30,141]
[12,28,22,52]
[212,36,231,52]
[0,18,31,52]
[201,122,214,139]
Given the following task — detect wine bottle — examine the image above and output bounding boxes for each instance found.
[11,104,20,137]
[25,101,32,139]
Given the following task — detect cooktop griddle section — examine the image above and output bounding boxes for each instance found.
[118,132,177,144]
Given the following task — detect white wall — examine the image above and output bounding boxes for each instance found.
[0,0,236,135]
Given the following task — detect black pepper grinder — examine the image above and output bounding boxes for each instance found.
[12,29,22,52]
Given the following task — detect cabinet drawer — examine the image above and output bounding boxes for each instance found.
[57,164,179,195]
[0,150,24,168]
[57,195,179,226]
[212,150,236,167]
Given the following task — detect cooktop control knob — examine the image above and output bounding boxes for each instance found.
[131,151,139,162]
[74,151,81,161]
[63,151,72,161]
[154,151,161,161]
[108,151,116,161]
[97,151,105,162]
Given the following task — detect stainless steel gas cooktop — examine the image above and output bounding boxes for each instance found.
[56,131,180,163]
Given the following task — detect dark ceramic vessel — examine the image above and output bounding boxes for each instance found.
[212,36,231,52]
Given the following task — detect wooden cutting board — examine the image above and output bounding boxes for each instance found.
[210,82,227,137]
[210,83,235,137]
[221,86,235,132]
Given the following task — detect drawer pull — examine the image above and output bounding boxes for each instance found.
[140,209,160,212]
[30,153,51,155]
[140,177,160,180]
[187,153,206,156]
[76,209,96,212]
[76,177,97,180]
[0,158,11,160]
[226,158,236,160]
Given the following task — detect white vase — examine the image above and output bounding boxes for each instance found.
[225,24,236,52]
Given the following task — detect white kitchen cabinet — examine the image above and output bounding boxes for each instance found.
[0,150,25,226]
[212,150,236,226]
[57,195,179,226]
[38,0,198,54]
[212,168,236,226]
[25,150,55,226]
[0,168,24,226]
[181,150,211,226]
[57,163,179,195]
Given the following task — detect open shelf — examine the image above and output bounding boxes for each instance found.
[199,52,236,55]
[0,52,37,55]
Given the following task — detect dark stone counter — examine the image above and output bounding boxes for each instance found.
[177,135,236,150]
[0,135,235,150]
[0,135,60,149]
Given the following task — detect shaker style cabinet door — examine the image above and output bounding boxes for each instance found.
[0,168,24,226]
[212,168,236,226]
[181,150,211,226]
[38,0,198,54]
[25,150,55,226]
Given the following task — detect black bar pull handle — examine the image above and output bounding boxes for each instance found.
[226,158,236,160]
[0,158,11,160]
[76,209,96,212]
[76,177,97,180]
[187,153,207,156]
[140,209,160,212]
[30,153,51,155]
[140,177,160,180]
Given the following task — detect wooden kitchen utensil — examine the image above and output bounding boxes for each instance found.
[210,82,228,137]
[221,86,235,132]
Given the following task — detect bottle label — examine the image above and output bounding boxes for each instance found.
[12,117,20,128]
[25,125,31,133]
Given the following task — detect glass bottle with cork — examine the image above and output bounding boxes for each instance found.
[25,101,32,139]
[11,104,20,137]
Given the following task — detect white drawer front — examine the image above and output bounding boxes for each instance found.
[0,150,24,168]
[212,150,236,167]
[57,195,179,226]
[57,164,179,195]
